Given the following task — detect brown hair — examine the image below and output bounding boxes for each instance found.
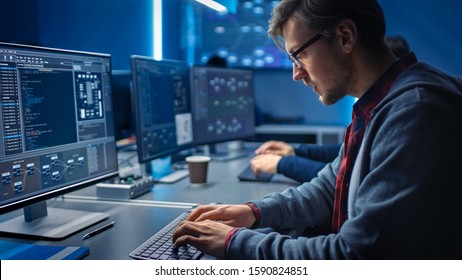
[268,0,387,52]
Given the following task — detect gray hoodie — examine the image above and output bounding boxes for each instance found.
[227,60,462,259]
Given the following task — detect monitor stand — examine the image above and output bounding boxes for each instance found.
[0,201,108,240]
[155,169,189,184]
[148,157,190,184]
[198,141,248,161]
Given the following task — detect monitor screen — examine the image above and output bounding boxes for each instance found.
[190,66,255,146]
[130,56,193,163]
[0,43,118,239]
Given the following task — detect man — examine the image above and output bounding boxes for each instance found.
[173,0,462,259]
[250,35,411,184]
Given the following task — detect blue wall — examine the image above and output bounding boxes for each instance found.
[0,0,153,70]
[0,0,460,127]
[37,0,153,70]
[379,0,461,75]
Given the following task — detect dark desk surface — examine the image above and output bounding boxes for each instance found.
[146,156,298,204]
[0,143,299,260]
[71,146,298,205]
[0,198,191,260]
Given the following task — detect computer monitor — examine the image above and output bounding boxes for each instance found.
[0,43,118,239]
[111,70,136,148]
[189,65,255,160]
[130,56,193,170]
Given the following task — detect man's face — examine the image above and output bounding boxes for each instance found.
[283,16,353,105]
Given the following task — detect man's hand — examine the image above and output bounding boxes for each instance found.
[186,204,256,228]
[172,220,233,259]
[172,204,256,258]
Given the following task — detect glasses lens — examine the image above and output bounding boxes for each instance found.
[287,33,323,69]
[288,55,301,68]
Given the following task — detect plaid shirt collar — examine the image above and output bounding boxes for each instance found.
[353,52,418,119]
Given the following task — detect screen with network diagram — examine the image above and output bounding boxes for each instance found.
[190,65,255,145]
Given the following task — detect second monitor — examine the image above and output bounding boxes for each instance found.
[130,56,193,180]
[190,66,256,160]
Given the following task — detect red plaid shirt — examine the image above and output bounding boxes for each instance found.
[331,53,417,233]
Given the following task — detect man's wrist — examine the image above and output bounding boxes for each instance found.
[244,202,260,228]
[224,227,240,258]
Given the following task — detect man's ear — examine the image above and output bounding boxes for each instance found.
[335,19,357,54]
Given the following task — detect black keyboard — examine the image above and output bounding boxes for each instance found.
[129,212,202,260]
[237,165,273,182]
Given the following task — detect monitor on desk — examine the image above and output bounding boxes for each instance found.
[0,42,119,239]
[190,66,255,160]
[111,70,136,148]
[130,56,193,178]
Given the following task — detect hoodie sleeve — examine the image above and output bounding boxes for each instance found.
[277,155,330,183]
[294,144,341,163]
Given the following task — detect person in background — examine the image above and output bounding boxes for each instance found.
[384,34,410,58]
[206,54,227,67]
[173,0,462,259]
[251,34,411,183]
[251,140,339,182]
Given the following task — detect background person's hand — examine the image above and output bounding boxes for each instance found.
[250,154,282,175]
[254,140,295,156]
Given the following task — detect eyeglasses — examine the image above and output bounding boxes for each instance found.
[288,33,323,68]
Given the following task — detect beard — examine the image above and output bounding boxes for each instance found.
[317,52,354,106]
[319,89,347,105]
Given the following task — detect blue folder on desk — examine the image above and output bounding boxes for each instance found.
[0,240,89,260]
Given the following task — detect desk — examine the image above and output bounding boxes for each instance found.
[146,155,297,204]
[0,198,191,259]
[0,144,298,259]
[70,143,297,205]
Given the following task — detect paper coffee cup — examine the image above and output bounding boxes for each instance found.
[185,156,211,186]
